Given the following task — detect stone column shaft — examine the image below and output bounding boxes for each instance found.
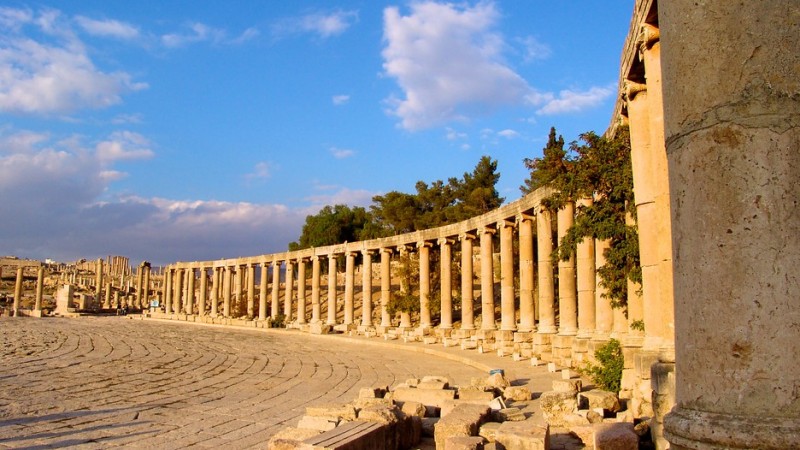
[499,220,516,331]
[271,261,281,319]
[594,239,613,338]
[418,242,432,328]
[259,263,268,321]
[173,269,183,314]
[223,267,232,317]
[576,199,596,338]
[537,208,556,334]
[557,203,578,335]
[164,269,173,314]
[311,257,321,323]
[186,268,195,315]
[460,234,475,330]
[199,268,208,316]
[247,263,256,319]
[380,249,392,327]
[479,227,496,330]
[362,250,373,327]
[284,260,294,322]
[210,268,219,317]
[344,253,355,325]
[438,238,453,329]
[518,215,536,332]
[327,255,338,325]
[143,266,151,308]
[296,259,307,324]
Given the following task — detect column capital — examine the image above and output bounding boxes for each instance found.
[459,231,477,241]
[497,218,515,229]
[380,247,394,255]
[480,225,496,235]
[416,240,433,249]
[624,80,647,101]
[437,237,455,246]
[516,211,534,223]
[638,22,659,51]
[361,248,377,256]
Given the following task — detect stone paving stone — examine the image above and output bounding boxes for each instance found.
[0,316,561,448]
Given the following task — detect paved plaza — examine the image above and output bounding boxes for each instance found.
[0,317,558,449]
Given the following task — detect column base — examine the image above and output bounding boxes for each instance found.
[665,407,800,450]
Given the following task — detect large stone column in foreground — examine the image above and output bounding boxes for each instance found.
[661,2,800,448]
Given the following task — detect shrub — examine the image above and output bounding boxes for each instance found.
[581,338,624,392]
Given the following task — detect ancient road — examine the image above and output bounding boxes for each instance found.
[0,316,488,449]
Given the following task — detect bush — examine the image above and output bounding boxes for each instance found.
[581,338,624,392]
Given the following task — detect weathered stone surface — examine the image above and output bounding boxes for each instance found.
[494,420,549,450]
[421,417,439,437]
[305,403,358,421]
[445,435,485,450]
[579,389,621,413]
[267,427,321,450]
[478,421,501,442]
[358,386,386,398]
[352,397,393,410]
[422,375,450,386]
[418,380,449,390]
[393,386,456,410]
[552,378,581,394]
[302,420,386,450]
[502,386,531,401]
[593,422,637,450]
[538,391,577,427]
[296,415,338,431]
[400,400,427,418]
[491,407,526,422]
[485,373,510,390]
[434,404,491,449]
[356,405,400,450]
[458,387,495,403]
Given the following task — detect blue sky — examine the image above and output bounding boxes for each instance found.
[0,1,633,265]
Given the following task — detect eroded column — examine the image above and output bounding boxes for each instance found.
[460,233,476,330]
[327,255,338,325]
[537,207,556,334]
[198,268,208,316]
[438,238,454,329]
[594,239,612,339]
[362,250,374,327]
[518,214,536,332]
[284,260,294,322]
[210,267,219,317]
[164,268,173,314]
[143,264,151,308]
[576,198,596,339]
[557,203,577,335]
[344,252,355,325]
[173,268,183,314]
[499,220,516,331]
[35,266,44,312]
[271,261,281,319]
[296,258,307,324]
[311,256,321,323]
[259,262,268,320]
[223,266,232,317]
[418,241,432,329]
[185,268,195,315]
[380,248,392,328]
[246,263,256,319]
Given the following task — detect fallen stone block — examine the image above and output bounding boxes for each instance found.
[538,391,578,427]
[579,389,621,413]
[393,386,456,410]
[423,336,438,345]
[458,388,495,403]
[418,381,449,390]
[358,387,386,398]
[552,379,582,394]
[400,400,427,418]
[309,323,331,335]
[593,422,638,450]
[305,403,358,422]
[357,404,402,450]
[352,397,394,410]
[445,435,485,450]
[301,420,385,450]
[503,386,531,401]
[478,421,501,442]
[488,397,506,411]
[434,404,491,449]
[485,373,510,390]
[297,415,338,432]
[422,375,450,386]
[267,426,321,450]
[547,362,557,373]
[491,407,526,422]
[495,420,549,450]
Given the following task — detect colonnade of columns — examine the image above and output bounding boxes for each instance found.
[5,264,46,316]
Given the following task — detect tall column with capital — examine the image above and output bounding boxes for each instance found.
[536,208,556,333]
[185,268,195,315]
[344,252,355,325]
[557,203,578,335]
[460,233,475,330]
[223,266,232,317]
[164,269,173,314]
[135,263,143,308]
[418,242,432,329]
[518,214,536,332]
[210,267,219,317]
[660,2,800,448]
[594,239,612,339]
[143,265,151,308]
[234,265,243,317]
[479,226,496,330]
[95,258,103,301]
[380,249,392,327]
[296,259,307,324]
[438,238,453,329]
[284,260,294,322]
[271,261,281,319]
[576,198,596,339]
[499,220,516,331]
[173,269,183,314]
[259,262,268,320]
[311,256,321,323]
[246,263,255,319]
[398,246,412,328]
[327,255,338,325]
[362,250,373,327]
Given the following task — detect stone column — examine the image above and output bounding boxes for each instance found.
[537,207,557,334]
[296,258,307,324]
[173,269,183,314]
[518,213,536,332]
[185,268,195,315]
[460,233,476,330]
[104,283,112,310]
[398,246,412,328]
[344,252,355,325]
[143,265,151,308]
[438,238,454,329]
[95,258,103,300]
[479,226,496,330]
[271,261,281,319]
[660,2,800,448]
[380,248,392,327]
[284,260,294,322]
[594,239,612,339]
[499,220,516,331]
[223,266,232,317]
[361,250,374,327]
[246,263,256,319]
[259,262,268,321]
[557,203,578,335]
[576,199,596,339]
[164,269,173,314]
[234,264,243,317]
[311,256,321,323]
[418,241,432,329]
[135,264,143,308]
[198,268,207,316]
[210,267,219,317]
[35,266,44,312]
[10,267,22,313]
[327,255,338,325]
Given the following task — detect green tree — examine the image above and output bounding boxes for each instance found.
[521,126,640,309]
[289,204,372,251]
[448,155,504,221]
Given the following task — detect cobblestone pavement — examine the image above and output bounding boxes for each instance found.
[0,316,505,449]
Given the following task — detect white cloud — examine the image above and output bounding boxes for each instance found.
[161,22,226,48]
[518,36,551,62]
[305,186,375,209]
[536,85,614,115]
[332,94,350,105]
[497,129,519,139]
[231,27,259,44]
[244,161,271,181]
[330,147,355,159]
[0,7,147,114]
[273,10,359,39]
[382,1,532,131]
[74,16,139,40]
[95,131,154,162]
[445,127,467,141]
